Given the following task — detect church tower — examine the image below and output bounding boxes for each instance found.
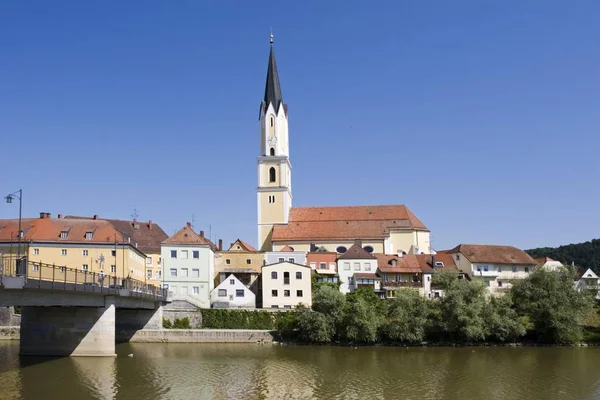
[257,34,292,251]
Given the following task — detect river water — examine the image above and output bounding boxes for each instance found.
[1,341,600,399]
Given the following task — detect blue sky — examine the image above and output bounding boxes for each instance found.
[1,1,599,250]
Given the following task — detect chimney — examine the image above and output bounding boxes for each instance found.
[186,222,192,228]
[431,254,437,268]
[310,243,316,252]
[39,212,51,219]
[397,250,404,258]
[57,214,62,219]
[200,230,204,238]
[148,220,152,230]
[93,215,98,220]
[218,239,223,251]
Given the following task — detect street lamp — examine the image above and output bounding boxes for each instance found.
[5,189,23,259]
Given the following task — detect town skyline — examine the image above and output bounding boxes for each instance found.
[2,2,599,250]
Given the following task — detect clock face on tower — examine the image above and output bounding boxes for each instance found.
[267,136,278,147]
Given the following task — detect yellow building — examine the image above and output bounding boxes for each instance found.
[0,212,147,285]
[214,239,264,290]
[256,38,431,255]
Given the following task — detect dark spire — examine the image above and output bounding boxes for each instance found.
[262,34,284,114]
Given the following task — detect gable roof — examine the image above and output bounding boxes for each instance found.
[578,268,599,280]
[534,256,557,265]
[338,243,376,260]
[103,219,167,254]
[272,205,428,242]
[280,245,295,252]
[307,252,338,264]
[448,244,536,265]
[375,254,422,273]
[162,223,216,249]
[227,239,257,252]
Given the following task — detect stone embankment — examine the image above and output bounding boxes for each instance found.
[123,329,275,343]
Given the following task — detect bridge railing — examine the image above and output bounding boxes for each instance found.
[0,256,167,299]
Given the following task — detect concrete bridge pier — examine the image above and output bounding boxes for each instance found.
[115,304,163,343]
[20,296,116,357]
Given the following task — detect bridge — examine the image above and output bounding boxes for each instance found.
[0,257,169,357]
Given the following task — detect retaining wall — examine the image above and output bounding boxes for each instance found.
[127,329,275,343]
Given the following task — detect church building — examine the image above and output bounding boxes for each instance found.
[256,36,431,256]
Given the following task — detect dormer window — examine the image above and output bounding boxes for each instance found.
[85,231,93,240]
[60,231,68,239]
[434,262,444,268]
[363,246,374,253]
[391,259,397,266]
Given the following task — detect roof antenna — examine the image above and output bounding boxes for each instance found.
[131,207,139,220]
[191,214,196,230]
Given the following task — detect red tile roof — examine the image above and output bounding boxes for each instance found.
[448,244,536,265]
[534,256,555,264]
[307,252,338,264]
[272,205,428,241]
[375,254,422,273]
[227,239,258,252]
[0,216,127,245]
[280,245,295,252]
[354,273,380,279]
[162,223,216,249]
[338,243,376,260]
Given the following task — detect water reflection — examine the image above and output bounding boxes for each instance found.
[0,342,600,399]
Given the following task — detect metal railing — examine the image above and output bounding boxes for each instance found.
[0,256,166,299]
[381,281,422,288]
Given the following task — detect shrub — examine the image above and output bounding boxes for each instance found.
[172,317,191,329]
[201,309,275,329]
[295,308,334,343]
[162,317,172,329]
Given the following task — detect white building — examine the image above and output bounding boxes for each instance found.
[210,274,256,308]
[336,243,377,294]
[535,256,564,271]
[576,268,600,299]
[261,261,311,309]
[448,244,537,294]
[265,246,307,266]
[161,222,216,308]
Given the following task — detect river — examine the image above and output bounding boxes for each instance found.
[1,341,600,399]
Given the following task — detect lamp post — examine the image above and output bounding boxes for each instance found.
[4,189,23,260]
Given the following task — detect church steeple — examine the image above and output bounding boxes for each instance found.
[262,34,285,115]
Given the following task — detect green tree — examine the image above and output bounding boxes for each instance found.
[381,290,430,343]
[312,285,346,327]
[438,279,487,342]
[511,268,593,344]
[341,297,382,343]
[483,295,526,342]
[431,269,459,291]
[295,308,335,343]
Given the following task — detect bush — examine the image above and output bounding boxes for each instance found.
[296,307,334,343]
[274,309,299,340]
[201,309,275,329]
[162,317,172,329]
[438,279,487,342]
[483,295,526,342]
[381,290,429,343]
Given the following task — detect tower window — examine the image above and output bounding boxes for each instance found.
[270,147,275,156]
[269,167,276,182]
[270,116,274,127]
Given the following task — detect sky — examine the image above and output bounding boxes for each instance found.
[1,1,599,250]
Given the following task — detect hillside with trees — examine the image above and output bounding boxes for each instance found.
[526,239,600,272]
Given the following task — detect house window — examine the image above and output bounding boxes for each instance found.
[310,262,316,269]
[147,269,152,279]
[218,289,227,297]
[383,274,389,282]
[289,258,295,263]
[226,259,231,265]
[60,231,68,239]
[483,266,489,272]
[111,250,116,257]
[498,281,503,287]
[354,262,360,271]
[192,269,199,278]
[343,262,350,271]
[512,266,517,273]
[230,279,235,285]
[271,290,278,297]
[110,265,116,273]
[146,256,152,264]
[33,248,39,255]
[60,267,66,273]
[319,263,326,270]
[61,249,67,256]
[456,254,460,261]
[170,268,177,277]
[158,257,162,264]
[236,289,244,297]
[365,263,371,271]
[82,264,89,272]
[193,251,199,259]
[82,250,88,256]
[181,286,189,295]
[284,305,292,309]
[181,268,188,277]
[193,287,199,295]
[271,271,278,279]
[32,264,39,272]
[297,290,303,297]
[246,259,251,265]
[181,250,188,259]
[524,267,530,273]
[85,232,93,240]
[278,257,285,262]
[158,271,162,278]
[269,167,276,182]
[477,266,481,272]
[329,262,336,270]
[296,271,302,279]
[170,250,177,258]
[497,266,502,272]
[284,272,290,284]
[364,246,374,253]
[336,246,347,254]
[284,290,290,297]
[270,147,275,156]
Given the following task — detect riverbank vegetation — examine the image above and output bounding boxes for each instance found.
[277,268,597,345]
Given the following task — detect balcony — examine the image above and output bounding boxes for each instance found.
[382,281,422,288]
[472,269,500,277]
